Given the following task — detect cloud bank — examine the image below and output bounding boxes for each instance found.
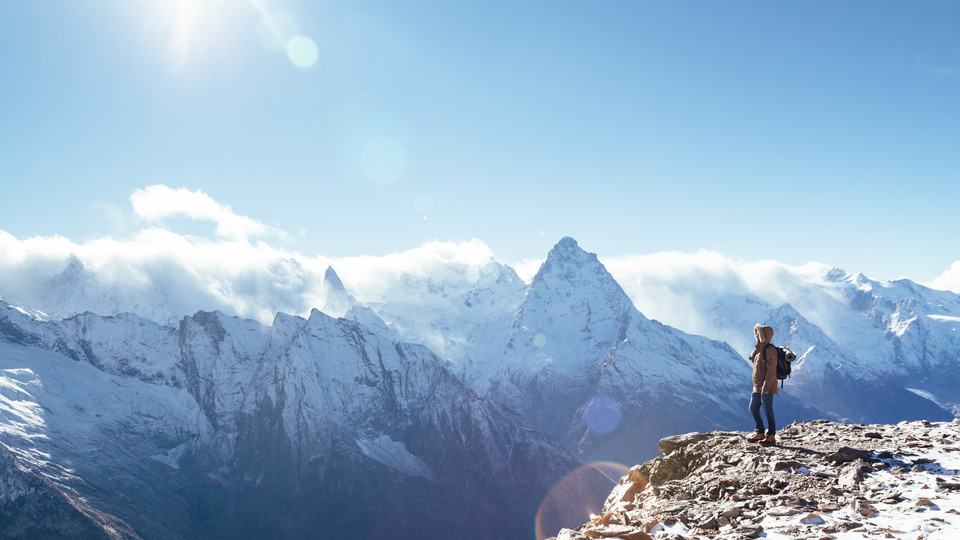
[0,186,500,325]
[1,185,958,332]
[601,251,840,346]
[929,262,960,295]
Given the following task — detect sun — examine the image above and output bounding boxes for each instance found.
[142,0,244,73]
[136,0,318,73]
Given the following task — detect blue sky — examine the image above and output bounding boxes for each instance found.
[2,0,959,283]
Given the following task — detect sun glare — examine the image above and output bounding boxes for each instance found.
[136,0,320,72]
[168,0,202,67]
[141,0,241,73]
[249,0,320,68]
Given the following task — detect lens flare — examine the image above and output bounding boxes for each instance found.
[583,395,622,434]
[254,9,299,52]
[534,462,624,539]
[533,333,547,347]
[287,35,319,68]
[250,3,320,69]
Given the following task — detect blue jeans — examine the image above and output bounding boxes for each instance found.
[749,392,775,435]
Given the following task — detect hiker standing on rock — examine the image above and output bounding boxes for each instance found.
[748,324,778,446]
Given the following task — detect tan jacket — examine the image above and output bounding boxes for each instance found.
[751,325,779,395]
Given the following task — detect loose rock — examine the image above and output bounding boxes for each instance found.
[553,420,960,540]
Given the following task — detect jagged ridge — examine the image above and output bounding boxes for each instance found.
[0,304,610,539]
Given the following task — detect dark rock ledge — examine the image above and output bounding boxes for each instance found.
[551,419,960,540]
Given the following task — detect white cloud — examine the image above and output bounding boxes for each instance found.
[601,250,836,341]
[329,239,498,304]
[0,197,829,335]
[130,185,283,241]
[0,187,502,326]
[15,184,943,343]
[927,261,960,294]
[0,225,320,325]
[511,258,545,282]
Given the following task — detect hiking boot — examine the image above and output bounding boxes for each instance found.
[759,434,776,446]
[747,432,765,442]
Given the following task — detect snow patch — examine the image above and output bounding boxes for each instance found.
[0,368,46,439]
[356,435,434,480]
[905,388,943,406]
[149,443,190,470]
[758,421,960,539]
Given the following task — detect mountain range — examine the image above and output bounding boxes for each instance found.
[0,304,614,538]
[2,236,958,538]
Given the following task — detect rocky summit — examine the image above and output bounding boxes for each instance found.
[552,419,960,540]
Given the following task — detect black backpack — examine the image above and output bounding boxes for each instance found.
[766,344,797,388]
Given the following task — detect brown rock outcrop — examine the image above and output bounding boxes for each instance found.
[550,419,960,539]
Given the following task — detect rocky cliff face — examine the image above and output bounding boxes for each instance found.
[553,419,960,539]
[0,304,611,539]
[0,444,138,539]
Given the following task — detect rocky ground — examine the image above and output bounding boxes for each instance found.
[552,419,960,540]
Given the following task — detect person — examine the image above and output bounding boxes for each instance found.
[747,324,778,446]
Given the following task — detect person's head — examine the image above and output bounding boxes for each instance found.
[754,324,774,344]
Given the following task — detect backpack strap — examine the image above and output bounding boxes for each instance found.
[759,343,774,379]
[763,344,776,363]
[765,343,787,389]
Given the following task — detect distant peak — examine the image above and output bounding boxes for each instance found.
[324,266,346,292]
[849,272,872,287]
[531,237,612,287]
[542,236,596,267]
[55,255,91,286]
[824,267,847,282]
[64,254,85,271]
[319,266,357,317]
[555,236,579,251]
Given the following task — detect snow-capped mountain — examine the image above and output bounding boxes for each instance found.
[668,268,960,420]
[699,294,953,424]
[331,237,822,462]
[0,251,326,329]
[829,272,960,409]
[460,238,820,463]
[333,238,958,460]
[3,234,959,538]
[0,303,611,539]
[355,260,527,366]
